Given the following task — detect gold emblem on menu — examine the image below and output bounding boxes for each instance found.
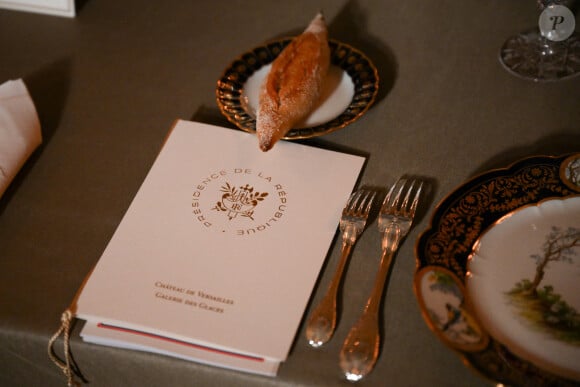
[212,182,269,221]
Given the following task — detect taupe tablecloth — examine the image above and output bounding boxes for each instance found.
[1,1,579,386]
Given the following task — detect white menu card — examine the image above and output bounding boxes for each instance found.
[74,120,365,376]
[0,0,75,17]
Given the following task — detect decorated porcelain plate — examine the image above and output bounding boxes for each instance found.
[414,153,580,386]
[216,38,378,139]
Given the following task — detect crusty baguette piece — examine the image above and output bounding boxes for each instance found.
[256,13,330,151]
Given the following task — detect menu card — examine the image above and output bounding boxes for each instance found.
[74,120,365,376]
[0,0,75,17]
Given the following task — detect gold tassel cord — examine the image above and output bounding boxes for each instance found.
[48,309,81,387]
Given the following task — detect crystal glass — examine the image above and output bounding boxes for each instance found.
[500,1,580,81]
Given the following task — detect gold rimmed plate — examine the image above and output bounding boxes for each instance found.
[468,195,580,381]
[414,153,580,386]
[216,38,379,139]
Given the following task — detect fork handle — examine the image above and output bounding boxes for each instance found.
[339,247,395,381]
[305,242,353,347]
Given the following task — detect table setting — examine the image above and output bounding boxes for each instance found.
[1,1,580,386]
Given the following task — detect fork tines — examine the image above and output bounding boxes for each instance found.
[344,189,376,217]
[382,178,423,218]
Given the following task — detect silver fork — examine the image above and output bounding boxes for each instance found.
[305,188,376,348]
[339,178,423,381]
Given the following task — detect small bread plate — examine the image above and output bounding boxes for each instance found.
[216,38,379,139]
[414,153,580,386]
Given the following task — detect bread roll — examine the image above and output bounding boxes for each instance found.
[256,13,330,151]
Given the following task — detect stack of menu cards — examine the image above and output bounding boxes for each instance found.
[74,120,365,376]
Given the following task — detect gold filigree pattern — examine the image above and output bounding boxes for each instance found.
[421,159,575,280]
[463,342,580,387]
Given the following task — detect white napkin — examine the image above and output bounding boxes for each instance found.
[0,79,42,198]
